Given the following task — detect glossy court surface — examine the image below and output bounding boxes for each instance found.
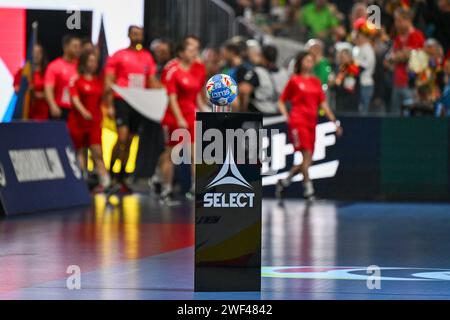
[1,196,450,299]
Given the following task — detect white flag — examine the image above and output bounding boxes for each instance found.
[112,85,168,122]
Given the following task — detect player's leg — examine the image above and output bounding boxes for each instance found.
[160,146,174,201]
[275,163,301,200]
[70,125,88,178]
[77,147,87,173]
[276,124,301,201]
[89,125,110,189]
[115,125,133,183]
[300,125,316,199]
[155,121,178,201]
[186,122,195,199]
[111,99,133,184]
[90,144,111,189]
[184,142,195,199]
[149,153,164,195]
[300,150,314,199]
[109,141,120,177]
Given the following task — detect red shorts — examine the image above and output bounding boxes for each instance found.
[28,99,49,121]
[69,125,102,150]
[288,121,316,153]
[162,115,195,147]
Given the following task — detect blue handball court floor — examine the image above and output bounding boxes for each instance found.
[1,197,450,300]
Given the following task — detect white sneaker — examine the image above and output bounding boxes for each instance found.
[185,184,195,200]
[303,181,315,199]
[275,179,285,202]
[149,175,162,196]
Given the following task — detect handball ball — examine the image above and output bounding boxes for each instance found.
[205,74,238,106]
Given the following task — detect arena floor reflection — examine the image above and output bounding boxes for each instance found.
[1,197,450,299]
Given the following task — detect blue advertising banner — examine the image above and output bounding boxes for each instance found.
[262,116,449,201]
[0,122,91,215]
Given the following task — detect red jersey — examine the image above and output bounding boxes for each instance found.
[68,75,103,128]
[161,58,180,84]
[14,68,49,120]
[280,75,325,126]
[105,48,157,98]
[164,63,205,121]
[44,57,78,109]
[161,58,206,88]
[393,28,425,87]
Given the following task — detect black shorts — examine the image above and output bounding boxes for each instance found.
[114,98,141,134]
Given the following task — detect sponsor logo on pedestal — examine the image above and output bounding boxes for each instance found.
[203,146,255,208]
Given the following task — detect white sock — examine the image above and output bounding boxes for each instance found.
[99,174,111,188]
[303,180,314,197]
[162,183,172,196]
[281,177,291,187]
[151,169,162,183]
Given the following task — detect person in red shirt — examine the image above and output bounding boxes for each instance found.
[160,35,207,97]
[13,43,49,120]
[104,25,159,189]
[161,36,203,78]
[44,34,81,120]
[276,51,342,201]
[68,50,110,191]
[385,7,425,114]
[157,41,206,203]
[151,36,208,199]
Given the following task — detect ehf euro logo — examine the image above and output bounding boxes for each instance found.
[203,145,255,208]
[205,74,238,106]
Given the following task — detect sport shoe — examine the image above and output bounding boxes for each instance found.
[119,182,134,195]
[159,191,180,206]
[148,176,162,196]
[91,184,105,194]
[303,181,315,200]
[185,184,195,200]
[275,179,286,203]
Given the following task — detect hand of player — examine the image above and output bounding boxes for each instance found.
[81,110,93,121]
[336,125,343,137]
[177,117,188,129]
[107,104,115,119]
[50,105,62,118]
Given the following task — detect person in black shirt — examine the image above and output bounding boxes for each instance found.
[239,44,289,114]
[132,39,173,184]
[221,41,254,111]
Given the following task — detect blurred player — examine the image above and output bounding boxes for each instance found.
[44,34,81,120]
[276,51,342,201]
[150,36,207,197]
[160,35,206,86]
[104,25,159,191]
[150,38,173,78]
[68,51,110,191]
[158,42,206,203]
[14,43,49,120]
[221,41,254,111]
[132,38,173,184]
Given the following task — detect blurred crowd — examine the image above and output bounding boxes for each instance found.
[10,0,450,194]
[223,0,450,116]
